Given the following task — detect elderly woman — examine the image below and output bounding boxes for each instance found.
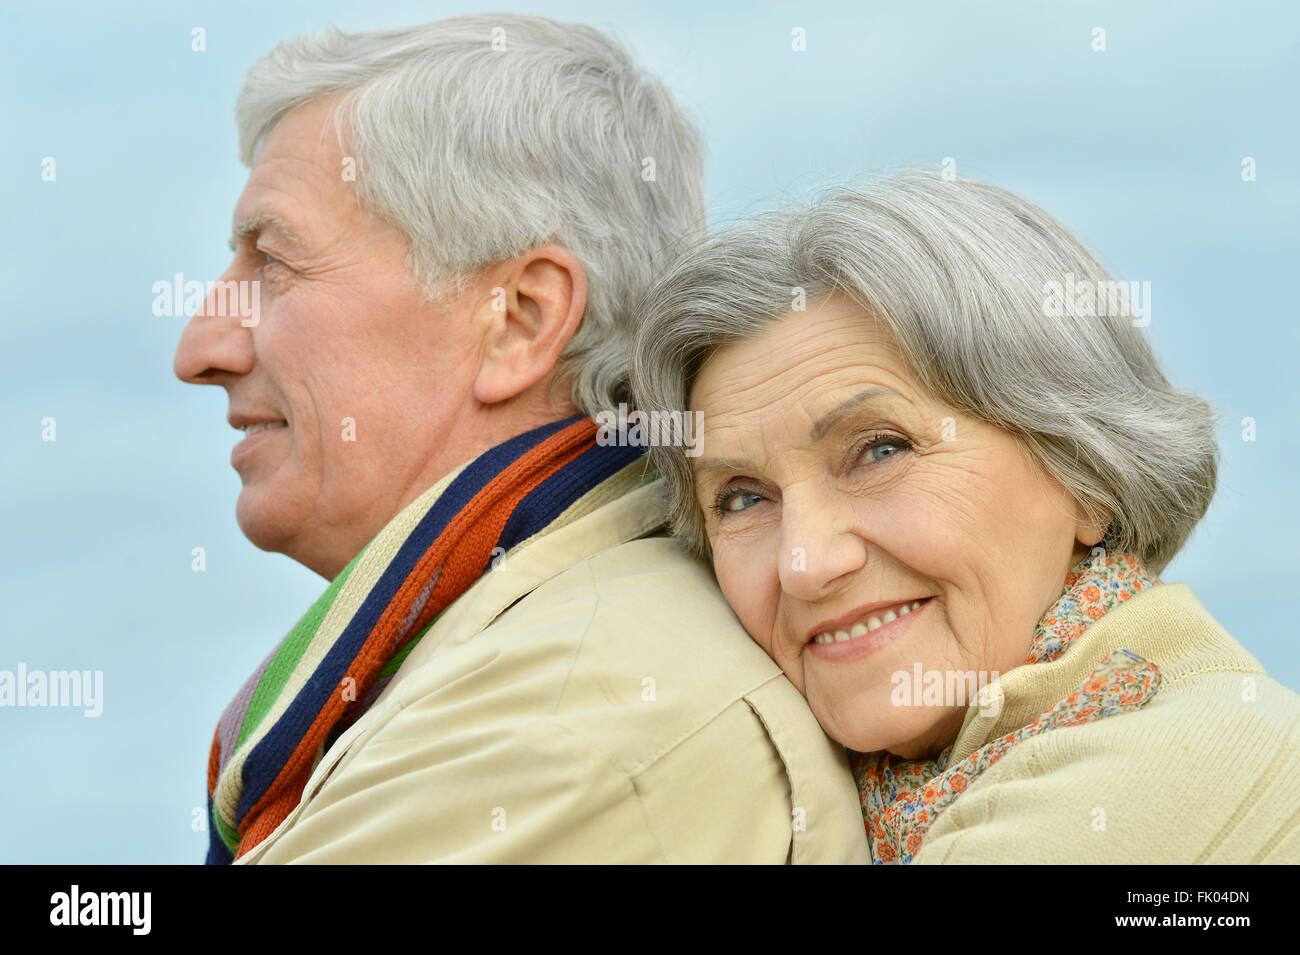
[631,171,1300,864]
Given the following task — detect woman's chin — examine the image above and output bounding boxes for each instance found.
[824,702,965,759]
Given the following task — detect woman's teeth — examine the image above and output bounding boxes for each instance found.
[810,600,925,644]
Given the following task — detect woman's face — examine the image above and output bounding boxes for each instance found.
[689,293,1104,758]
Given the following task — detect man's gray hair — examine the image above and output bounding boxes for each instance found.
[236,14,705,414]
[631,170,1218,574]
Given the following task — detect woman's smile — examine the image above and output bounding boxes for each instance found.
[803,596,932,662]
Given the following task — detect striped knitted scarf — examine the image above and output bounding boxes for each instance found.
[206,415,645,864]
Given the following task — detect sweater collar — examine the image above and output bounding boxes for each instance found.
[948,548,1160,763]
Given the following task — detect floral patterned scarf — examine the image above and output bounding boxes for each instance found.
[850,549,1161,863]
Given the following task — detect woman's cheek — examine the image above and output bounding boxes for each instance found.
[715,545,779,656]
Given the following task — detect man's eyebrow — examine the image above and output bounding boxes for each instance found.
[227,212,303,253]
[809,387,903,441]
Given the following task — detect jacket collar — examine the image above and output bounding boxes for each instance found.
[387,455,664,672]
[948,583,1261,764]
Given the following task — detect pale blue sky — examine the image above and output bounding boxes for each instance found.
[2,0,1296,862]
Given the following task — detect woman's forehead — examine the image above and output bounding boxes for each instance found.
[691,303,915,417]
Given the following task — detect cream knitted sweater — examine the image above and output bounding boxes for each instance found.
[912,583,1300,863]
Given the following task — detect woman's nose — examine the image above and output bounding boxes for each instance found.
[172,265,257,384]
[776,490,869,602]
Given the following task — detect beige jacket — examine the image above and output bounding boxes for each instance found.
[236,461,870,864]
[913,582,1300,863]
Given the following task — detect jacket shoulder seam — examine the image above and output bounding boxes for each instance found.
[625,673,788,778]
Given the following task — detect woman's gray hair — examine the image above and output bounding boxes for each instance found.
[631,170,1218,574]
[236,14,704,415]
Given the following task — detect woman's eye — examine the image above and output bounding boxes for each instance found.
[716,489,763,515]
[857,434,912,466]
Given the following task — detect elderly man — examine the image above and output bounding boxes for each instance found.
[174,15,869,864]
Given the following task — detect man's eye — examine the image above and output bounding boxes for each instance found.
[263,251,279,267]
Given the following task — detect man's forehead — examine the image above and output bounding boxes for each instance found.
[230,99,347,241]
[257,94,345,165]
[229,160,331,250]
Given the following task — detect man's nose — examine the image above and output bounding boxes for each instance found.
[173,264,256,384]
[776,488,869,603]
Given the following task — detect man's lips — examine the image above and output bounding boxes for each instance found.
[229,415,288,468]
[228,411,288,432]
[239,420,288,436]
[805,597,932,644]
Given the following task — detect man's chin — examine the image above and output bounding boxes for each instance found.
[234,487,299,556]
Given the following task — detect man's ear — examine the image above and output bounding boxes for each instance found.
[472,245,587,406]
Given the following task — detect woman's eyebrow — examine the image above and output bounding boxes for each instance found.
[691,456,754,479]
[691,387,911,477]
[810,387,904,441]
